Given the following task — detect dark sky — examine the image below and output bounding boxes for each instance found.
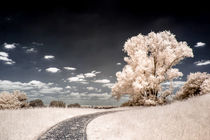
[0,1,209,105]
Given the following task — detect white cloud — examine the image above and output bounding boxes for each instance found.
[66,86,71,89]
[46,67,60,73]
[44,55,55,60]
[102,83,115,88]
[194,60,210,66]
[68,74,89,84]
[0,80,63,94]
[93,79,110,84]
[0,52,8,57]
[84,71,101,78]
[65,92,111,100]
[0,51,15,65]
[39,87,63,94]
[195,42,206,47]
[3,43,16,49]
[64,67,77,71]
[86,87,102,92]
[116,63,121,65]
[26,48,37,53]
[87,87,95,90]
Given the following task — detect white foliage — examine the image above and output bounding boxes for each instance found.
[0,91,27,109]
[176,72,210,100]
[112,31,193,104]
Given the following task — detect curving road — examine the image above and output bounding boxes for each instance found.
[37,110,119,140]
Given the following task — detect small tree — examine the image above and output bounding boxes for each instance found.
[67,103,81,108]
[29,99,44,107]
[49,100,66,108]
[176,72,210,100]
[112,31,193,105]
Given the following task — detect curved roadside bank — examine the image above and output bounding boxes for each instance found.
[87,94,210,140]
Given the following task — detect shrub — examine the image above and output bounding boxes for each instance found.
[49,100,66,108]
[67,103,80,108]
[175,72,210,100]
[0,91,28,109]
[29,99,44,107]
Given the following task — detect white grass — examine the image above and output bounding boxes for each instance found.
[87,94,210,140]
[0,107,117,140]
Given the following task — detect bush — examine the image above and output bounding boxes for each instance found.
[0,91,28,109]
[49,100,66,108]
[29,99,44,107]
[175,72,210,100]
[67,103,80,108]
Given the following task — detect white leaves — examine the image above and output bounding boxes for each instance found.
[112,31,194,100]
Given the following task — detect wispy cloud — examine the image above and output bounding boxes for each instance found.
[32,42,43,46]
[84,71,101,78]
[3,43,16,50]
[64,67,77,71]
[194,60,210,66]
[46,67,60,73]
[44,55,55,60]
[0,51,15,65]
[194,42,206,47]
[26,48,37,53]
[93,79,110,84]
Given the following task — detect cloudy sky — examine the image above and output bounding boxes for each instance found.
[0,1,210,105]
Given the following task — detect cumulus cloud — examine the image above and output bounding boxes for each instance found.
[64,67,77,71]
[93,79,110,84]
[65,92,111,100]
[194,60,210,66]
[44,55,55,60]
[39,87,63,94]
[84,71,101,78]
[46,67,60,73]
[0,51,15,65]
[102,83,115,88]
[68,74,85,82]
[3,43,16,49]
[86,87,102,92]
[116,63,121,65]
[194,42,206,47]
[0,80,63,94]
[26,48,37,53]
[67,74,89,84]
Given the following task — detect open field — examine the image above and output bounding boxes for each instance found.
[87,94,210,140]
[0,107,124,140]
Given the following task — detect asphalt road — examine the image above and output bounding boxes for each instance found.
[37,110,119,140]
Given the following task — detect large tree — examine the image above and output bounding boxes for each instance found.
[112,31,193,105]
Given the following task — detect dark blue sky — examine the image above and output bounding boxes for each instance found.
[0,1,209,105]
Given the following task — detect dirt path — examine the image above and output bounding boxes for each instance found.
[37,110,119,140]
